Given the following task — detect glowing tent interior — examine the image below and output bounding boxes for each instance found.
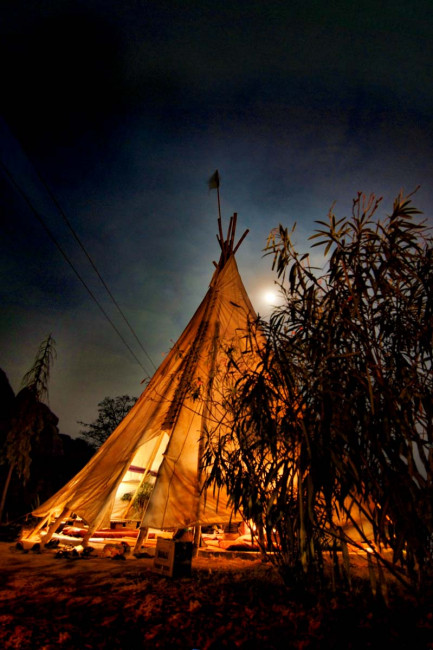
[25,213,257,553]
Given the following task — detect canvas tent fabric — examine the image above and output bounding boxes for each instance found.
[30,221,258,541]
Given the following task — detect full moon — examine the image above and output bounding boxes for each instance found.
[263,290,278,305]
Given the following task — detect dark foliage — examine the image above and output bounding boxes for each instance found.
[204,191,433,592]
[0,336,58,522]
[0,361,94,523]
[0,370,15,447]
[78,395,137,448]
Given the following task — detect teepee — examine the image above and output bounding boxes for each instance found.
[28,213,258,551]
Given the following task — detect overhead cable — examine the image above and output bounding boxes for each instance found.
[0,160,152,377]
[28,165,157,372]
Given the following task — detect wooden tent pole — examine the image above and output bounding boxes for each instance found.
[233,229,249,256]
[82,508,111,547]
[24,512,51,540]
[230,213,237,251]
[217,184,222,223]
[133,526,149,555]
[225,215,234,259]
[82,526,96,548]
[214,170,223,251]
[217,217,224,249]
[122,431,166,520]
[40,506,70,547]
[193,524,201,555]
[81,489,119,547]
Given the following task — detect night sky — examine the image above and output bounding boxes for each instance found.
[1,0,432,437]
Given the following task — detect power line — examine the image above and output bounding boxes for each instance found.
[1,121,157,372]
[27,164,157,373]
[0,160,153,377]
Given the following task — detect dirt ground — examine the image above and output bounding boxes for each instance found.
[0,541,432,649]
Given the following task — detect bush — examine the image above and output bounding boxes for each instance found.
[204,190,433,592]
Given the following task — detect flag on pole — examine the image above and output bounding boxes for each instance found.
[208,170,220,190]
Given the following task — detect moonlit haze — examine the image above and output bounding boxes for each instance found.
[1,1,432,437]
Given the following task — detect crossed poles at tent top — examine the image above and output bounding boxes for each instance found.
[214,213,249,269]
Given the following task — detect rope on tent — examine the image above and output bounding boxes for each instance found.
[162,317,210,431]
